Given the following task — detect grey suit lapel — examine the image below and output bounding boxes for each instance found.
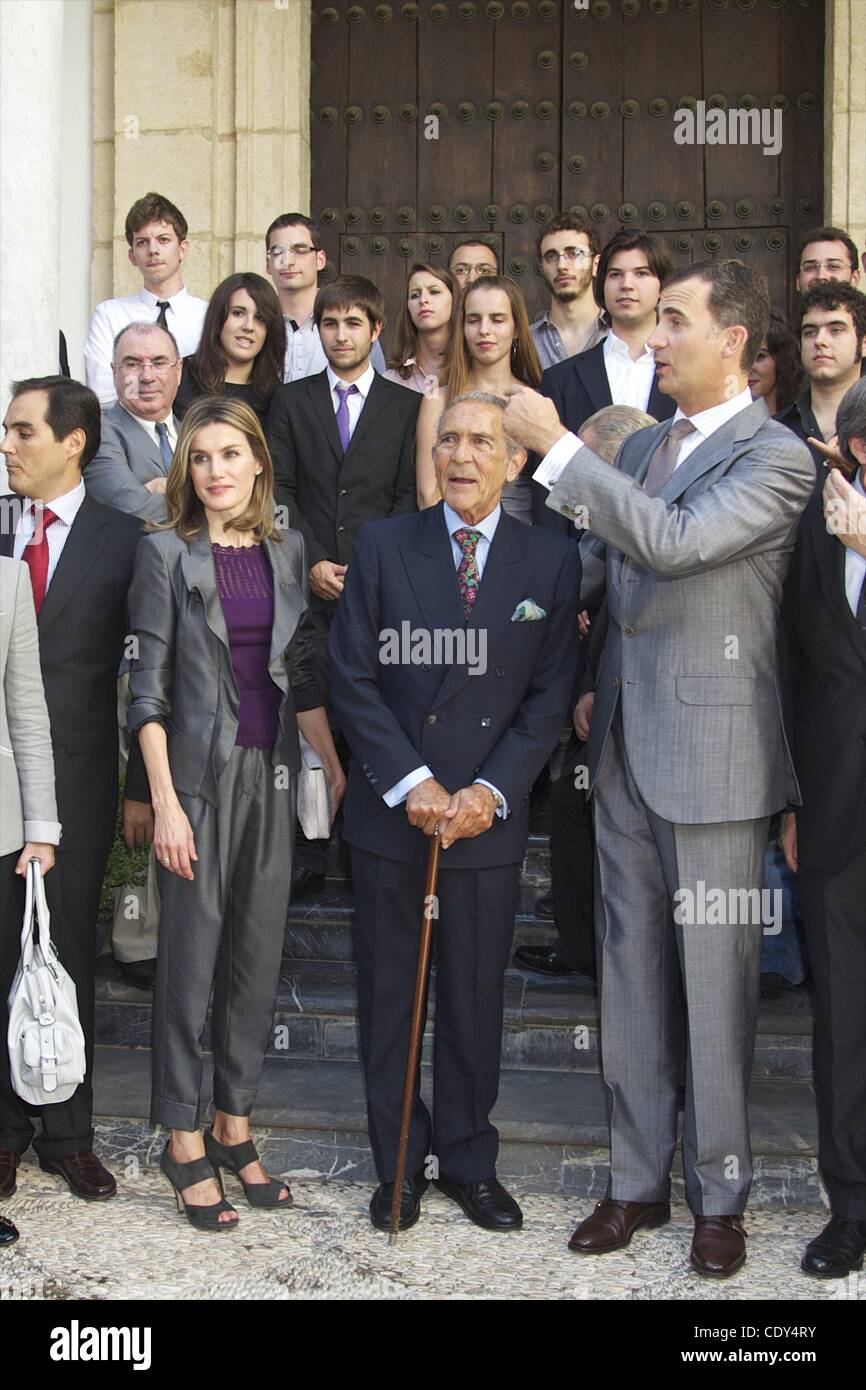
[264,534,306,686]
[180,530,231,657]
[111,403,167,475]
[659,398,770,502]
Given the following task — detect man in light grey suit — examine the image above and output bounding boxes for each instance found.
[503,260,815,1278]
[84,322,182,521]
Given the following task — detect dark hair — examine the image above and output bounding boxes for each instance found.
[186,273,286,405]
[594,229,673,318]
[536,212,601,262]
[448,239,500,270]
[314,275,385,332]
[125,193,188,245]
[265,212,321,252]
[662,258,770,371]
[835,377,866,472]
[389,262,461,378]
[796,226,859,275]
[796,281,866,344]
[447,274,542,397]
[761,308,804,414]
[10,376,101,470]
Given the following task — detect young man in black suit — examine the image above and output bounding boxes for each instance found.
[328,392,579,1233]
[0,377,145,1203]
[780,378,866,1278]
[776,282,866,469]
[268,275,421,894]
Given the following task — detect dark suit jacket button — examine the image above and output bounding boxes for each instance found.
[339,489,348,496]
[495,666,505,677]
[422,663,432,672]
[480,717,491,727]
[623,627,634,637]
[612,676,620,688]
[337,525,346,533]
[427,713,438,724]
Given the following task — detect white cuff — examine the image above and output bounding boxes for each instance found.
[23,819,62,846]
[533,433,583,491]
[383,765,434,808]
[474,779,508,819]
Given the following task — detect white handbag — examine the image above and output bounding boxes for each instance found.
[7,859,86,1105]
[297,732,332,840]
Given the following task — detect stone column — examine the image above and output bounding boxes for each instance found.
[0,0,65,418]
[825,0,866,259]
[91,0,312,308]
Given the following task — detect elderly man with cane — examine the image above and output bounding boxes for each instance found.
[329,390,579,1234]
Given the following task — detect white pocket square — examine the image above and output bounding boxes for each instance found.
[511,598,546,622]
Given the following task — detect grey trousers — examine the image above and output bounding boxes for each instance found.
[593,711,768,1216]
[150,747,295,1131]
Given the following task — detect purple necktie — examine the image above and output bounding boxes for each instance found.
[335,383,358,454]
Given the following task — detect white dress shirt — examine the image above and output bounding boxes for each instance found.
[534,385,755,492]
[84,286,208,408]
[119,403,179,453]
[12,480,86,588]
[326,362,376,441]
[602,330,656,410]
[283,317,388,384]
[383,502,508,816]
[844,468,866,617]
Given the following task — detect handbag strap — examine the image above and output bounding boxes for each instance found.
[22,859,54,967]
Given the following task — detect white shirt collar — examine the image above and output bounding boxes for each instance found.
[604,330,653,364]
[118,401,176,439]
[139,286,189,309]
[326,361,376,400]
[443,500,501,545]
[32,479,86,526]
[673,385,754,440]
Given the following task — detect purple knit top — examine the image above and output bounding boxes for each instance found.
[212,543,281,748]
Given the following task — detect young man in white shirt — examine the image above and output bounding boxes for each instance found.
[265,213,387,381]
[84,193,208,407]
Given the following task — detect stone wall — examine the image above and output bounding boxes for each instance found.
[91,0,312,309]
[824,0,866,261]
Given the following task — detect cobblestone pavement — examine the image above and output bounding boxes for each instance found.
[2,1156,863,1301]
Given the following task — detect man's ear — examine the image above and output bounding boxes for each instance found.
[178,239,190,264]
[370,320,383,343]
[507,446,528,480]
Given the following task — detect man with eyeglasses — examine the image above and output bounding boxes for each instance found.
[84,193,207,408]
[530,215,606,370]
[266,213,387,381]
[447,239,500,291]
[85,323,181,522]
[795,226,861,294]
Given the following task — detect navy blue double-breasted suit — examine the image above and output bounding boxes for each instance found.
[329,502,580,1182]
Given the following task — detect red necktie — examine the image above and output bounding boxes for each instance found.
[22,506,58,615]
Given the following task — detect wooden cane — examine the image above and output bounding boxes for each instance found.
[389,824,442,1245]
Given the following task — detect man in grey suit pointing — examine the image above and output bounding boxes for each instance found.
[503,260,815,1277]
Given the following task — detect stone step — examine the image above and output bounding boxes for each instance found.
[91,1045,823,1208]
[95,955,814,1081]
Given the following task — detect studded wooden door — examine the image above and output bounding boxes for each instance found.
[310,0,824,349]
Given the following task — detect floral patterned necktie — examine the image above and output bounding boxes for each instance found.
[454,527,482,620]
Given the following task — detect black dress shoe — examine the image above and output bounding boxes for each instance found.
[434,1176,523,1230]
[369,1173,429,1232]
[534,892,555,921]
[290,867,326,902]
[0,1149,19,1201]
[801,1216,866,1278]
[116,958,156,990]
[513,943,580,976]
[0,1216,19,1247]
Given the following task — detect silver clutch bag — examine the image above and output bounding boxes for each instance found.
[297,732,331,840]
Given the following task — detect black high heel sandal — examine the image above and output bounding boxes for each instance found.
[160,1140,239,1232]
[204,1129,293,1209]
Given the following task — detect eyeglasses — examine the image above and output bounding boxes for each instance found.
[451,263,496,278]
[541,248,592,266]
[267,245,318,263]
[116,357,179,375]
[799,260,850,276]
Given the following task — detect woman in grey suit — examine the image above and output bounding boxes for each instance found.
[0,558,62,1248]
[127,398,344,1231]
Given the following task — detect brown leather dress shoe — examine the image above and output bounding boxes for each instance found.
[0,1149,20,1201]
[691,1215,747,1278]
[569,1199,671,1253]
[39,1151,117,1201]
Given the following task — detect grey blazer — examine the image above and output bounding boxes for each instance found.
[85,402,171,521]
[127,526,320,805]
[548,398,816,824]
[0,558,61,855]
